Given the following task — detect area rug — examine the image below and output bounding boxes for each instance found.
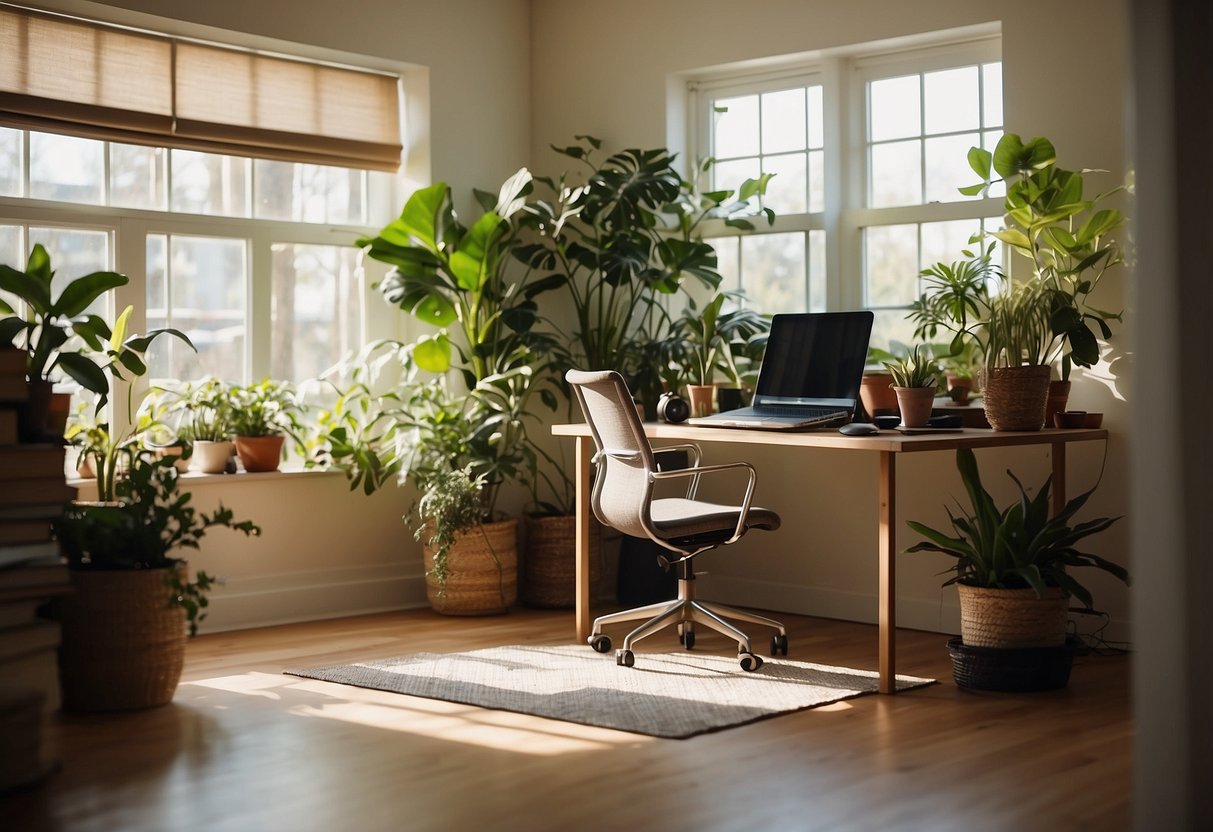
[284,645,934,739]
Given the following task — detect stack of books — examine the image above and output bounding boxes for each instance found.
[0,347,75,792]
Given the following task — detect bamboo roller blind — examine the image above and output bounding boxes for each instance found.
[0,5,403,171]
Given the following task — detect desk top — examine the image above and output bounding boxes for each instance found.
[552,422,1108,454]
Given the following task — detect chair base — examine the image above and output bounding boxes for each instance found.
[589,573,786,656]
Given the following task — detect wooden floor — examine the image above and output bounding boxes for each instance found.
[6,608,1131,832]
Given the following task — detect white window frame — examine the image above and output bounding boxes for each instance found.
[687,28,1003,336]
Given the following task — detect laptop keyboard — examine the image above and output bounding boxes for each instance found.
[752,404,841,420]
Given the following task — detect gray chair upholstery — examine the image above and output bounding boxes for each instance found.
[566,369,787,672]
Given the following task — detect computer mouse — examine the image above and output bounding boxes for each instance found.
[839,422,880,436]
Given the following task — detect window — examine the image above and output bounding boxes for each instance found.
[691,31,1004,350]
[0,7,405,404]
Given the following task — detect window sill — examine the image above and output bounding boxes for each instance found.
[68,465,348,489]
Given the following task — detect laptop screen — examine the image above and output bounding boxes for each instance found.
[753,311,874,407]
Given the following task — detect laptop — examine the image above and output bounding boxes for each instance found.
[687,310,874,431]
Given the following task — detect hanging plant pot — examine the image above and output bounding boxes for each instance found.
[234,435,284,472]
[423,519,518,615]
[957,583,1069,648]
[59,566,186,711]
[981,366,1051,431]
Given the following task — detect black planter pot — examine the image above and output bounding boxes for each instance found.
[947,636,1081,692]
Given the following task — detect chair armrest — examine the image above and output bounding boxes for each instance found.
[591,447,641,464]
[653,443,702,496]
[651,461,757,544]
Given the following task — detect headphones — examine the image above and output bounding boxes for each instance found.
[656,391,690,424]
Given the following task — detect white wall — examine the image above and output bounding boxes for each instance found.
[530,0,1133,639]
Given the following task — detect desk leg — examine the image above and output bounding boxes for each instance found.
[1051,440,1066,516]
[878,451,896,694]
[575,435,593,642]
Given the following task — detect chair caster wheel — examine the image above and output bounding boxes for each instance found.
[680,629,695,649]
[770,634,788,656]
[589,634,612,654]
[739,652,764,672]
[616,649,635,668]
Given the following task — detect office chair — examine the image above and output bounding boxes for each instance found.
[565,369,787,672]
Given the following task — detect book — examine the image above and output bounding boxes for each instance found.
[0,519,52,547]
[0,348,23,378]
[0,644,61,713]
[0,445,66,480]
[0,563,69,593]
[0,477,76,509]
[0,376,29,403]
[0,541,60,569]
[0,409,16,445]
[0,621,60,663]
[0,599,46,629]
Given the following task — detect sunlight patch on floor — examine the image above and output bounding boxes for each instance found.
[182,672,651,754]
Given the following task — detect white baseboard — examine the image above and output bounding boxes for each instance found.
[199,564,428,634]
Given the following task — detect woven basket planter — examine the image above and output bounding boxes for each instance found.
[59,567,186,712]
[521,515,601,608]
[981,365,1051,431]
[948,636,1078,692]
[957,583,1068,648]
[424,518,518,615]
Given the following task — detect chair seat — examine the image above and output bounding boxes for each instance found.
[650,497,781,545]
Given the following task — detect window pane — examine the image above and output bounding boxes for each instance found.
[983,129,1006,197]
[146,235,168,378]
[983,63,1004,126]
[171,150,250,217]
[761,88,806,154]
[30,228,111,318]
[921,219,983,270]
[29,132,104,205]
[270,243,361,381]
[869,308,918,355]
[0,128,22,197]
[148,235,247,382]
[710,237,740,296]
[870,139,922,207]
[256,161,366,225]
[0,225,23,311]
[925,133,980,202]
[110,143,167,210]
[808,229,826,312]
[924,66,979,135]
[864,224,917,308]
[713,158,762,202]
[808,149,824,214]
[713,94,759,158]
[762,153,807,214]
[739,232,805,313]
[869,75,920,141]
[807,86,824,149]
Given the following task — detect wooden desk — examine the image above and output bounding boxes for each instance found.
[551,423,1109,693]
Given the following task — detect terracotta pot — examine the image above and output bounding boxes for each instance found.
[957,584,1068,648]
[945,372,973,405]
[193,440,235,474]
[859,372,898,419]
[234,435,285,472]
[423,518,518,615]
[981,366,1052,431]
[893,386,936,428]
[19,381,71,443]
[1045,380,1072,426]
[59,566,186,711]
[685,384,716,418]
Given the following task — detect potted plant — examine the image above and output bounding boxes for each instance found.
[0,246,186,440]
[149,378,236,474]
[229,378,303,472]
[669,290,770,417]
[904,447,1128,690]
[911,134,1125,431]
[883,344,939,428]
[54,448,259,710]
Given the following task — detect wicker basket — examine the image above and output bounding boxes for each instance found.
[948,636,1078,692]
[521,515,601,608]
[59,567,186,712]
[957,584,1068,648]
[981,365,1051,431]
[424,518,518,615]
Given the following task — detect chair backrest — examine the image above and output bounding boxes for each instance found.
[565,369,656,540]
